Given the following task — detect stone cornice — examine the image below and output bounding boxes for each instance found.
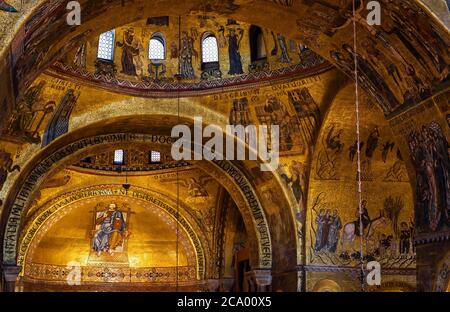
[414,231,450,246]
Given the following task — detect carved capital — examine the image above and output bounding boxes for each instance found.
[220,278,235,292]
[249,269,272,292]
[2,265,21,282]
[1,265,21,292]
[207,279,220,292]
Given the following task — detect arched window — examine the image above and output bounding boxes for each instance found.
[114,149,124,165]
[149,33,165,61]
[201,34,219,64]
[149,151,161,164]
[97,30,115,61]
[249,26,266,63]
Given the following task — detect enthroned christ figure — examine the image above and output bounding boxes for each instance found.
[92,203,127,256]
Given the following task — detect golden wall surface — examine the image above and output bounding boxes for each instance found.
[1,0,449,292]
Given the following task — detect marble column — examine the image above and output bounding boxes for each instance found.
[207,279,221,292]
[416,240,450,292]
[220,278,235,292]
[1,265,21,292]
[297,266,306,292]
[196,279,208,292]
[249,269,272,292]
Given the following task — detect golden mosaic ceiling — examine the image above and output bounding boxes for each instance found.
[48,15,329,97]
[0,0,448,292]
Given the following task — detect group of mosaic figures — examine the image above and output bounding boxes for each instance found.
[314,200,415,258]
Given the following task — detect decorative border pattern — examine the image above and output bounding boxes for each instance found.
[301,265,416,276]
[434,259,449,292]
[47,60,331,98]
[414,231,450,246]
[73,161,191,173]
[24,262,196,284]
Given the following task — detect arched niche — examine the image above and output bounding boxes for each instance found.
[19,185,204,283]
[0,115,300,290]
[304,84,417,291]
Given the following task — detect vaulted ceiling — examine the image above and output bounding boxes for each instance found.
[0,0,448,292]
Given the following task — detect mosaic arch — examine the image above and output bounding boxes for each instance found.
[18,185,206,280]
[1,132,280,272]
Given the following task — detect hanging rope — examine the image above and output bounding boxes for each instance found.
[352,0,366,292]
[175,15,182,293]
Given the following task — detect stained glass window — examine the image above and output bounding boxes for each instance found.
[149,35,165,60]
[97,30,115,60]
[202,35,219,63]
[150,151,161,163]
[114,149,124,165]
